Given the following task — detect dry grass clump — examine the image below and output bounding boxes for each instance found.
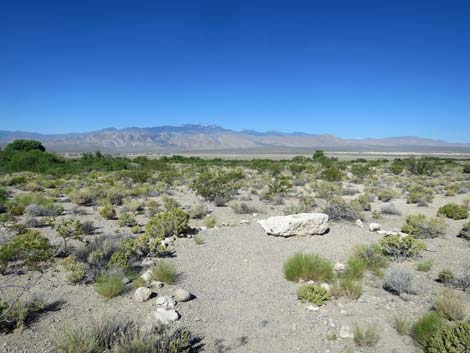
[433,288,466,321]
[353,323,379,347]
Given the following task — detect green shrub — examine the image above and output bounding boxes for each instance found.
[4,139,45,153]
[0,229,54,273]
[0,294,49,332]
[463,164,470,174]
[417,259,434,272]
[353,324,379,347]
[192,170,243,202]
[95,272,126,299]
[107,251,129,271]
[433,288,466,321]
[321,166,343,182]
[438,203,468,220]
[437,269,455,284]
[322,197,361,222]
[380,235,426,260]
[412,312,447,347]
[402,214,447,239]
[99,204,116,220]
[458,222,470,240]
[296,284,331,305]
[151,261,178,284]
[54,218,84,251]
[425,321,470,353]
[375,188,398,202]
[145,208,189,240]
[283,253,334,283]
[406,184,435,204]
[117,213,137,227]
[61,256,86,284]
[350,244,388,277]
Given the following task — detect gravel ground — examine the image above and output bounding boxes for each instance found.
[1,192,470,353]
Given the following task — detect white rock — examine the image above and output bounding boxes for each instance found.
[258,213,329,237]
[355,219,364,228]
[154,308,179,325]
[156,296,176,309]
[140,269,153,282]
[377,230,387,235]
[369,223,381,232]
[320,283,331,292]
[339,325,354,339]
[334,263,346,272]
[134,287,152,302]
[174,288,192,302]
[240,219,250,224]
[57,196,70,202]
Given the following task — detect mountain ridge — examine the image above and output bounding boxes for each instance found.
[1,125,469,153]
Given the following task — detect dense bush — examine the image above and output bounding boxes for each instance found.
[383,268,416,295]
[322,197,361,222]
[412,312,447,348]
[402,214,447,239]
[283,253,334,283]
[406,184,435,204]
[458,222,470,240]
[192,169,243,202]
[296,284,331,305]
[0,229,54,273]
[425,321,470,353]
[379,235,426,260]
[437,203,468,220]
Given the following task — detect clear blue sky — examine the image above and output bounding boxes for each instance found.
[1,0,470,142]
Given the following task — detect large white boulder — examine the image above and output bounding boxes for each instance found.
[258,213,329,237]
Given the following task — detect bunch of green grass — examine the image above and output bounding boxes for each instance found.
[330,277,362,299]
[417,259,434,272]
[411,312,446,347]
[95,272,126,299]
[348,244,388,277]
[283,253,334,283]
[151,261,178,284]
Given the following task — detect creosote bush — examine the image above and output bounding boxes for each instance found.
[437,203,468,220]
[283,253,334,283]
[379,235,426,260]
[402,214,447,239]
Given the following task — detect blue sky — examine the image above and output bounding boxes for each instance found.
[1,0,470,142]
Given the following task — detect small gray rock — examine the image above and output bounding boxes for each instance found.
[156,295,176,309]
[174,288,192,302]
[339,325,354,339]
[134,287,152,302]
[154,308,179,325]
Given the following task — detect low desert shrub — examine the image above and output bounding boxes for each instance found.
[0,229,54,273]
[230,202,257,215]
[54,218,84,251]
[380,203,401,216]
[95,272,126,299]
[437,269,455,285]
[437,203,468,220]
[81,221,95,235]
[411,312,447,348]
[458,222,470,240]
[383,268,416,295]
[350,244,388,276]
[283,253,334,283]
[117,213,137,227]
[145,208,189,240]
[402,214,447,239]
[189,204,209,219]
[380,235,426,260]
[322,197,361,222]
[192,234,204,245]
[375,188,398,202]
[0,294,49,333]
[425,320,470,353]
[406,185,434,204]
[353,324,379,347]
[151,261,178,284]
[296,284,331,306]
[99,204,116,220]
[61,256,87,284]
[417,259,434,272]
[433,288,466,321]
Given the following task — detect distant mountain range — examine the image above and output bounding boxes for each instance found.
[1,124,470,153]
